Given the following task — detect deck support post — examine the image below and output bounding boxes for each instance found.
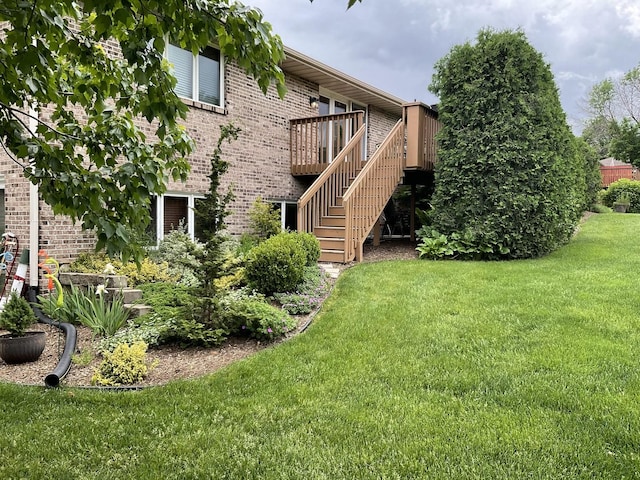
[410,184,416,242]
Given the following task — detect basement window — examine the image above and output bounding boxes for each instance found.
[150,194,205,244]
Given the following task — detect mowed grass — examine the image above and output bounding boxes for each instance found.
[2,213,640,479]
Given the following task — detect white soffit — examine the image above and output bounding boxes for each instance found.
[282,46,405,116]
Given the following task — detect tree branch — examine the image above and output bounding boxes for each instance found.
[0,102,80,140]
[0,139,28,171]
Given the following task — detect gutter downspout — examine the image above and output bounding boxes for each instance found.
[26,103,77,388]
[27,105,39,289]
[29,182,38,288]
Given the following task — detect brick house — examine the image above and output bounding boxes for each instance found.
[0,43,439,287]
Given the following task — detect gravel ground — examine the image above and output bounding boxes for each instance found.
[0,239,418,388]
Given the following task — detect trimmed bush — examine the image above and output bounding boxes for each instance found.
[600,179,640,213]
[427,28,584,259]
[245,232,306,295]
[292,231,321,266]
[221,296,297,341]
[0,292,37,336]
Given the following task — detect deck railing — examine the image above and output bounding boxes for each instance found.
[297,124,367,236]
[290,111,365,175]
[343,119,405,262]
[404,102,440,171]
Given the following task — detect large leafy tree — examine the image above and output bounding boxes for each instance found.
[610,119,640,167]
[427,29,585,259]
[0,0,286,262]
[584,64,640,165]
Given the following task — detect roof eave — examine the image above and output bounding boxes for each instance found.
[281,46,405,116]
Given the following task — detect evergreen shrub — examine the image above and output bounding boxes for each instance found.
[600,179,640,213]
[245,232,306,295]
[425,28,585,259]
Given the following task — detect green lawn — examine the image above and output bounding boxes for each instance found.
[2,213,640,479]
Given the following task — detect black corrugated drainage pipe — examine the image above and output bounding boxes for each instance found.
[28,287,77,388]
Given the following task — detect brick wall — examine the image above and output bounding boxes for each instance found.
[367,106,402,158]
[0,55,402,265]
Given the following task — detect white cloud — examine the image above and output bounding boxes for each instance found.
[248,0,640,132]
[430,7,451,33]
[616,0,640,37]
[556,71,598,82]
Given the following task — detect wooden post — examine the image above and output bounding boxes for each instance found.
[404,103,425,170]
[373,214,383,246]
[410,183,416,242]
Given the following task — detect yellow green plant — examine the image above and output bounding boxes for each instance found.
[91,341,156,386]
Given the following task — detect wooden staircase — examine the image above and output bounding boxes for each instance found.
[315,198,348,262]
[298,119,406,263]
[295,103,440,263]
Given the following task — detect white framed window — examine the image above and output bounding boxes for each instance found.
[271,200,298,231]
[150,193,205,244]
[166,43,224,107]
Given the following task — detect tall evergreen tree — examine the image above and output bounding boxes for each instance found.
[427,29,584,259]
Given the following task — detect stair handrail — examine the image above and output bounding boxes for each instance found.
[342,119,405,262]
[297,124,367,236]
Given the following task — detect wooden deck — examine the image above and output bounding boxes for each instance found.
[292,103,440,262]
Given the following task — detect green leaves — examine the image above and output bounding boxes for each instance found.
[427,29,584,260]
[1,1,286,263]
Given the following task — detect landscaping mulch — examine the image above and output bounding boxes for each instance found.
[0,239,418,388]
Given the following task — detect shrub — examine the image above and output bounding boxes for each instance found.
[273,266,331,315]
[116,258,172,286]
[139,282,193,309]
[68,252,111,273]
[163,317,228,347]
[68,253,173,286]
[600,179,640,213]
[138,285,230,347]
[0,292,37,336]
[248,197,281,241]
[151,226,202,287]
[428,29,584,259]
[245,232,307,295]
[292,231,321,266]
[97,320,166,354]
[221,296,296,341]
[91,341,155,386]
[213,249,247,292]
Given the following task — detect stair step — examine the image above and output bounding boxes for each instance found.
[59,272,128,289]
[321,215,346,227]
[329,205,345,216]
[125,304,152,318]
[320,249,345,263]
[318,237,345,250]
[314,225,345,238]
[110,288,143,304]
[335,197,343,206]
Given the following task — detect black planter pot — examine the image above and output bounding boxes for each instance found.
[0,331,46,364]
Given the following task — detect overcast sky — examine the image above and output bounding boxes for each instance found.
[248,0,640,133]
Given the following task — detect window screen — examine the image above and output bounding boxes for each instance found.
[167,44,193,99]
